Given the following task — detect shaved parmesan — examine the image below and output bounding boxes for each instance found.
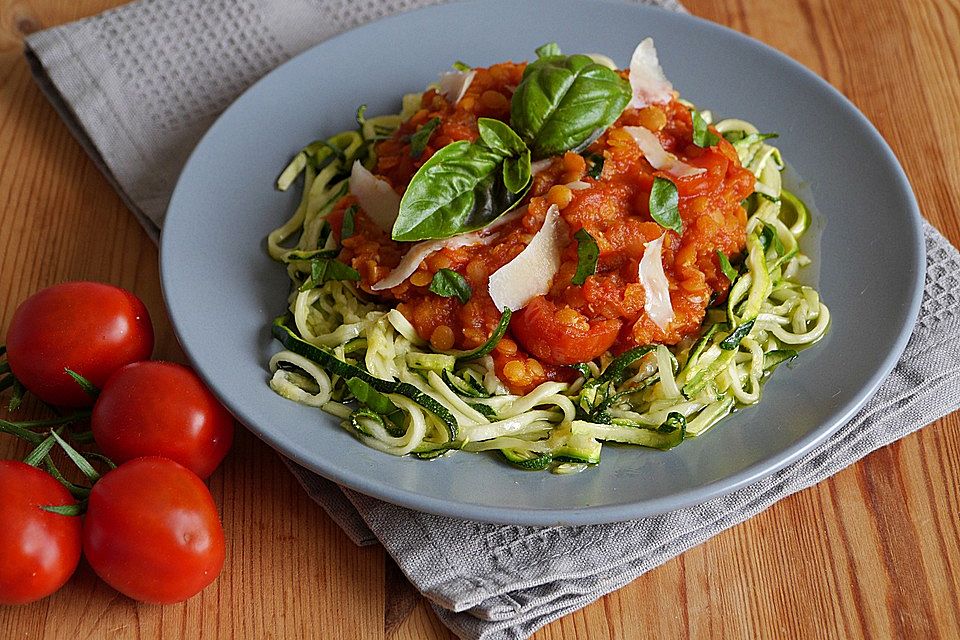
[349,161,400,232]
[628,38,673,109]
[488,205,568,312]
[372,232,487,291]
[531,159,553,174]
[623,126,705,179]
[371,207,528,292]
[565,180,591,190]
[638,233,674,331]
[585,53,618,70]
[438,70,476,105]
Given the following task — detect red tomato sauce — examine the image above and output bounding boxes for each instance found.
[329,62,754,393]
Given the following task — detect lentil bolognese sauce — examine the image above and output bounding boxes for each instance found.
[266,39,829,471]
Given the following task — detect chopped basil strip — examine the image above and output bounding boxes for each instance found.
[393,120,531,242]
[649,177,682,233]
[409,117,441,158]
[720,320,755,350]
[452,60,471,72]
[299,258,361,291]
[717,250,738,282]
[583,152,604,179]
[571,228,599,285]
[690,108,720,147]
[428,269,473,303]
[510,52,631,159]
[341,205,357,240]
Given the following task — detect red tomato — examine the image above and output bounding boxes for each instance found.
[5,282,154,407]
[0,461,81,605]
[92,362,234,479]
[83,457,225,604]
[511,296,621,365]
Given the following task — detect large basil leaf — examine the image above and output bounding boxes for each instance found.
[511,53,631,160]
[393,123,532,242]
[478,118,532,193]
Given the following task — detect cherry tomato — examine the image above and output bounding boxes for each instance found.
[0,461,81,605]
[5,282,154,407]
[511,296,621,365]
[92,362,234,479]
[83,457,225,604]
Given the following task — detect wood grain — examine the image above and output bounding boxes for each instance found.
[1,0,958,638]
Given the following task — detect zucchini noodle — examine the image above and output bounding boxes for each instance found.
[264,97,829,473]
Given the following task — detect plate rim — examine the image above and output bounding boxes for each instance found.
[160,0,926,525]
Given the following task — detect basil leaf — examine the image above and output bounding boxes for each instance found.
[572,228,599,285]
[649,177,681,233]
[690,109,720,147]
[478,118,533,193]
[582,152,604,179]
[535,42,561,58]
[393,127,531,241]
[341,204,357,240]
[510,53,631,160]
[478,117,527,156]
[429,269,472,303]
[409,117,441,158]
[299,258,360,291]
[502,155,532,194]
[452,60,471,72]
[716,250,738,282]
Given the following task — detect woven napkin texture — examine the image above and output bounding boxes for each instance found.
[25,1,960,638]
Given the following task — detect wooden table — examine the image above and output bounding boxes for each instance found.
[1,0,958,637]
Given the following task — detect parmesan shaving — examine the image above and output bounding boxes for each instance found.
[531,159,553,174]
[372,233,486,291]
[349,161,400,232]
[438,70,476,105]
[585,53,618,70]
[623,126,706,178]
[638,233,674,331]
[628,38,673,109]
[488,205,568,311]
[371,207,528,291]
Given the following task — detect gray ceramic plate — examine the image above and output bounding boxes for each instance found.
[161,0,924,525]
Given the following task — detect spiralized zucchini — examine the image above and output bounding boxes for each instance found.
[265,105,829,473]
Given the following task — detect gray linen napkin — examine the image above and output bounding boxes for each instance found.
[25,1,960,638]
